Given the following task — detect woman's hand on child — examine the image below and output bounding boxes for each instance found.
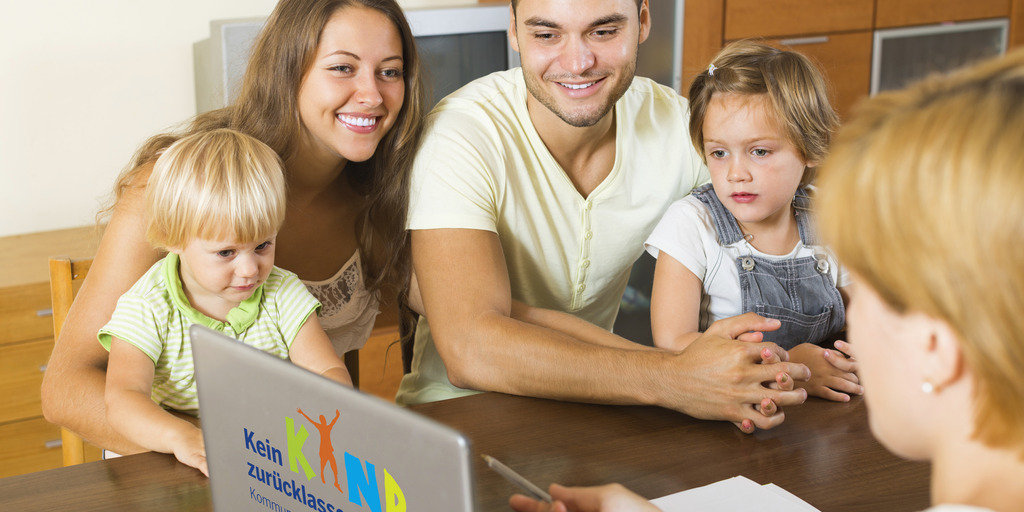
[509,483,660,512]
[787,342,862,402]
[171,426,209,477]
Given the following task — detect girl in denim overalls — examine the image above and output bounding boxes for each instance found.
[645,41,862,402]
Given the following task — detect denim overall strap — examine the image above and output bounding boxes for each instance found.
[695,184,818,246]
[693,184,845,349]
[792,187,817,246]
[692,184,745,244]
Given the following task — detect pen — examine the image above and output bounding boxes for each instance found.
[481,454,552,503]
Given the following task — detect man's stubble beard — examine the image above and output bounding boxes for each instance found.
[522,49,638,128]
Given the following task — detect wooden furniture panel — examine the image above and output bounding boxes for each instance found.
[0,418,62,478]
[0,226,102,287]
[686,0,1017,114]
[681,0,724,96]
[769,31,874,122]
[0,276,85,346]
[0,226,103,477]
[0,283,52,346]
[0,417,101,479]
[725,0,874,40]
[876,0,1011,29]
[0,226,101,346]
[0,339,51,424]
[1011,0,1024,48]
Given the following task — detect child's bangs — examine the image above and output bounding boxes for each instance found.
[189,195,282,245]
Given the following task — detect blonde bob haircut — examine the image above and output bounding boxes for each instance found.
[817,48,1024,458]
[688,40,838,186]
[146,129,286,250]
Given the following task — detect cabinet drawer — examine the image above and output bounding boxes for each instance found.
[0,338,52,424]
[725,0,874,40]
[769,31,873,121]
[876,0,1010,29]
[0,282,53,346]
[0,417,63,477]
[0,417,104,478]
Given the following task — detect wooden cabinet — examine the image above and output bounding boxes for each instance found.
[764,31,874,121]
[0,280,55,347]
[683,1,1020,121]
[0,226,103,478]
[682,1,874,121]
[0,339,53,424]
[0,418,66,476]
[876,0,1011,29]
[724,0,874,40]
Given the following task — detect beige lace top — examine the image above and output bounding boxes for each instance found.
[302,251,379,356]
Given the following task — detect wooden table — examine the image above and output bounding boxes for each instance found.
[415,393,930,511]
[0,393,929,511]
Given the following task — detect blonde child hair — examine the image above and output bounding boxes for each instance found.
[817,49,1024,457]
[145,129,286,249]
[687,40,838,186]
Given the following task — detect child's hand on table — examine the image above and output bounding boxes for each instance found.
[788,341,862,402]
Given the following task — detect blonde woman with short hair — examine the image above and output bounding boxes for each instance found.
[815,48,1024,512]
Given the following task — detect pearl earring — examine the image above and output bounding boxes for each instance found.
[921,381,935,394]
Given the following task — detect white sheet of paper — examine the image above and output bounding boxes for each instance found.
[650,476,820,512]
[762,483,819,512]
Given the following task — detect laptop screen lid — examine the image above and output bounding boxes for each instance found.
[190,324,475,512]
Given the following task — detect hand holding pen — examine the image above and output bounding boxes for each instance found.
[483,454,661,512]
[482,454,551,502]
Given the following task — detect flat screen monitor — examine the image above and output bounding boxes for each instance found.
[405,4,519,109]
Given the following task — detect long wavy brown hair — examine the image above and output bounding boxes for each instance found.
[104,0,424,306]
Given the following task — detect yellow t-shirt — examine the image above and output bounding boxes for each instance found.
[398,69,708,405]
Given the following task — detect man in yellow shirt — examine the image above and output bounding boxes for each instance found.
[401,0,809,432]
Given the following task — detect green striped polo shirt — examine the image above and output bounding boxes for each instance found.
[98,253,320,415]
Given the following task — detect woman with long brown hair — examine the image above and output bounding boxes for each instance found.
[41,0,424,455]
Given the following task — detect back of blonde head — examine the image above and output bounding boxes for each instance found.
[146,129,286,250]
[817,49,1024,457]
[688,40,838,186]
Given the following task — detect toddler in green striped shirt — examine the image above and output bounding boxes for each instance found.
[99,129,352,477]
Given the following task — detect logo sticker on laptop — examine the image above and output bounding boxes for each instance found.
[242,408,407,512]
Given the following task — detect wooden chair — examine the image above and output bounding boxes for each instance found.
[47,256,92,466]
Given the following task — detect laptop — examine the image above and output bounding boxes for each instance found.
[190,324,475,512]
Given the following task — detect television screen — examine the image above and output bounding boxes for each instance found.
[416,31,510,110]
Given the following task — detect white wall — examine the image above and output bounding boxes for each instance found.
[0,0,472,238]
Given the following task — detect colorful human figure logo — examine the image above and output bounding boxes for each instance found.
[297,408,343,493]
